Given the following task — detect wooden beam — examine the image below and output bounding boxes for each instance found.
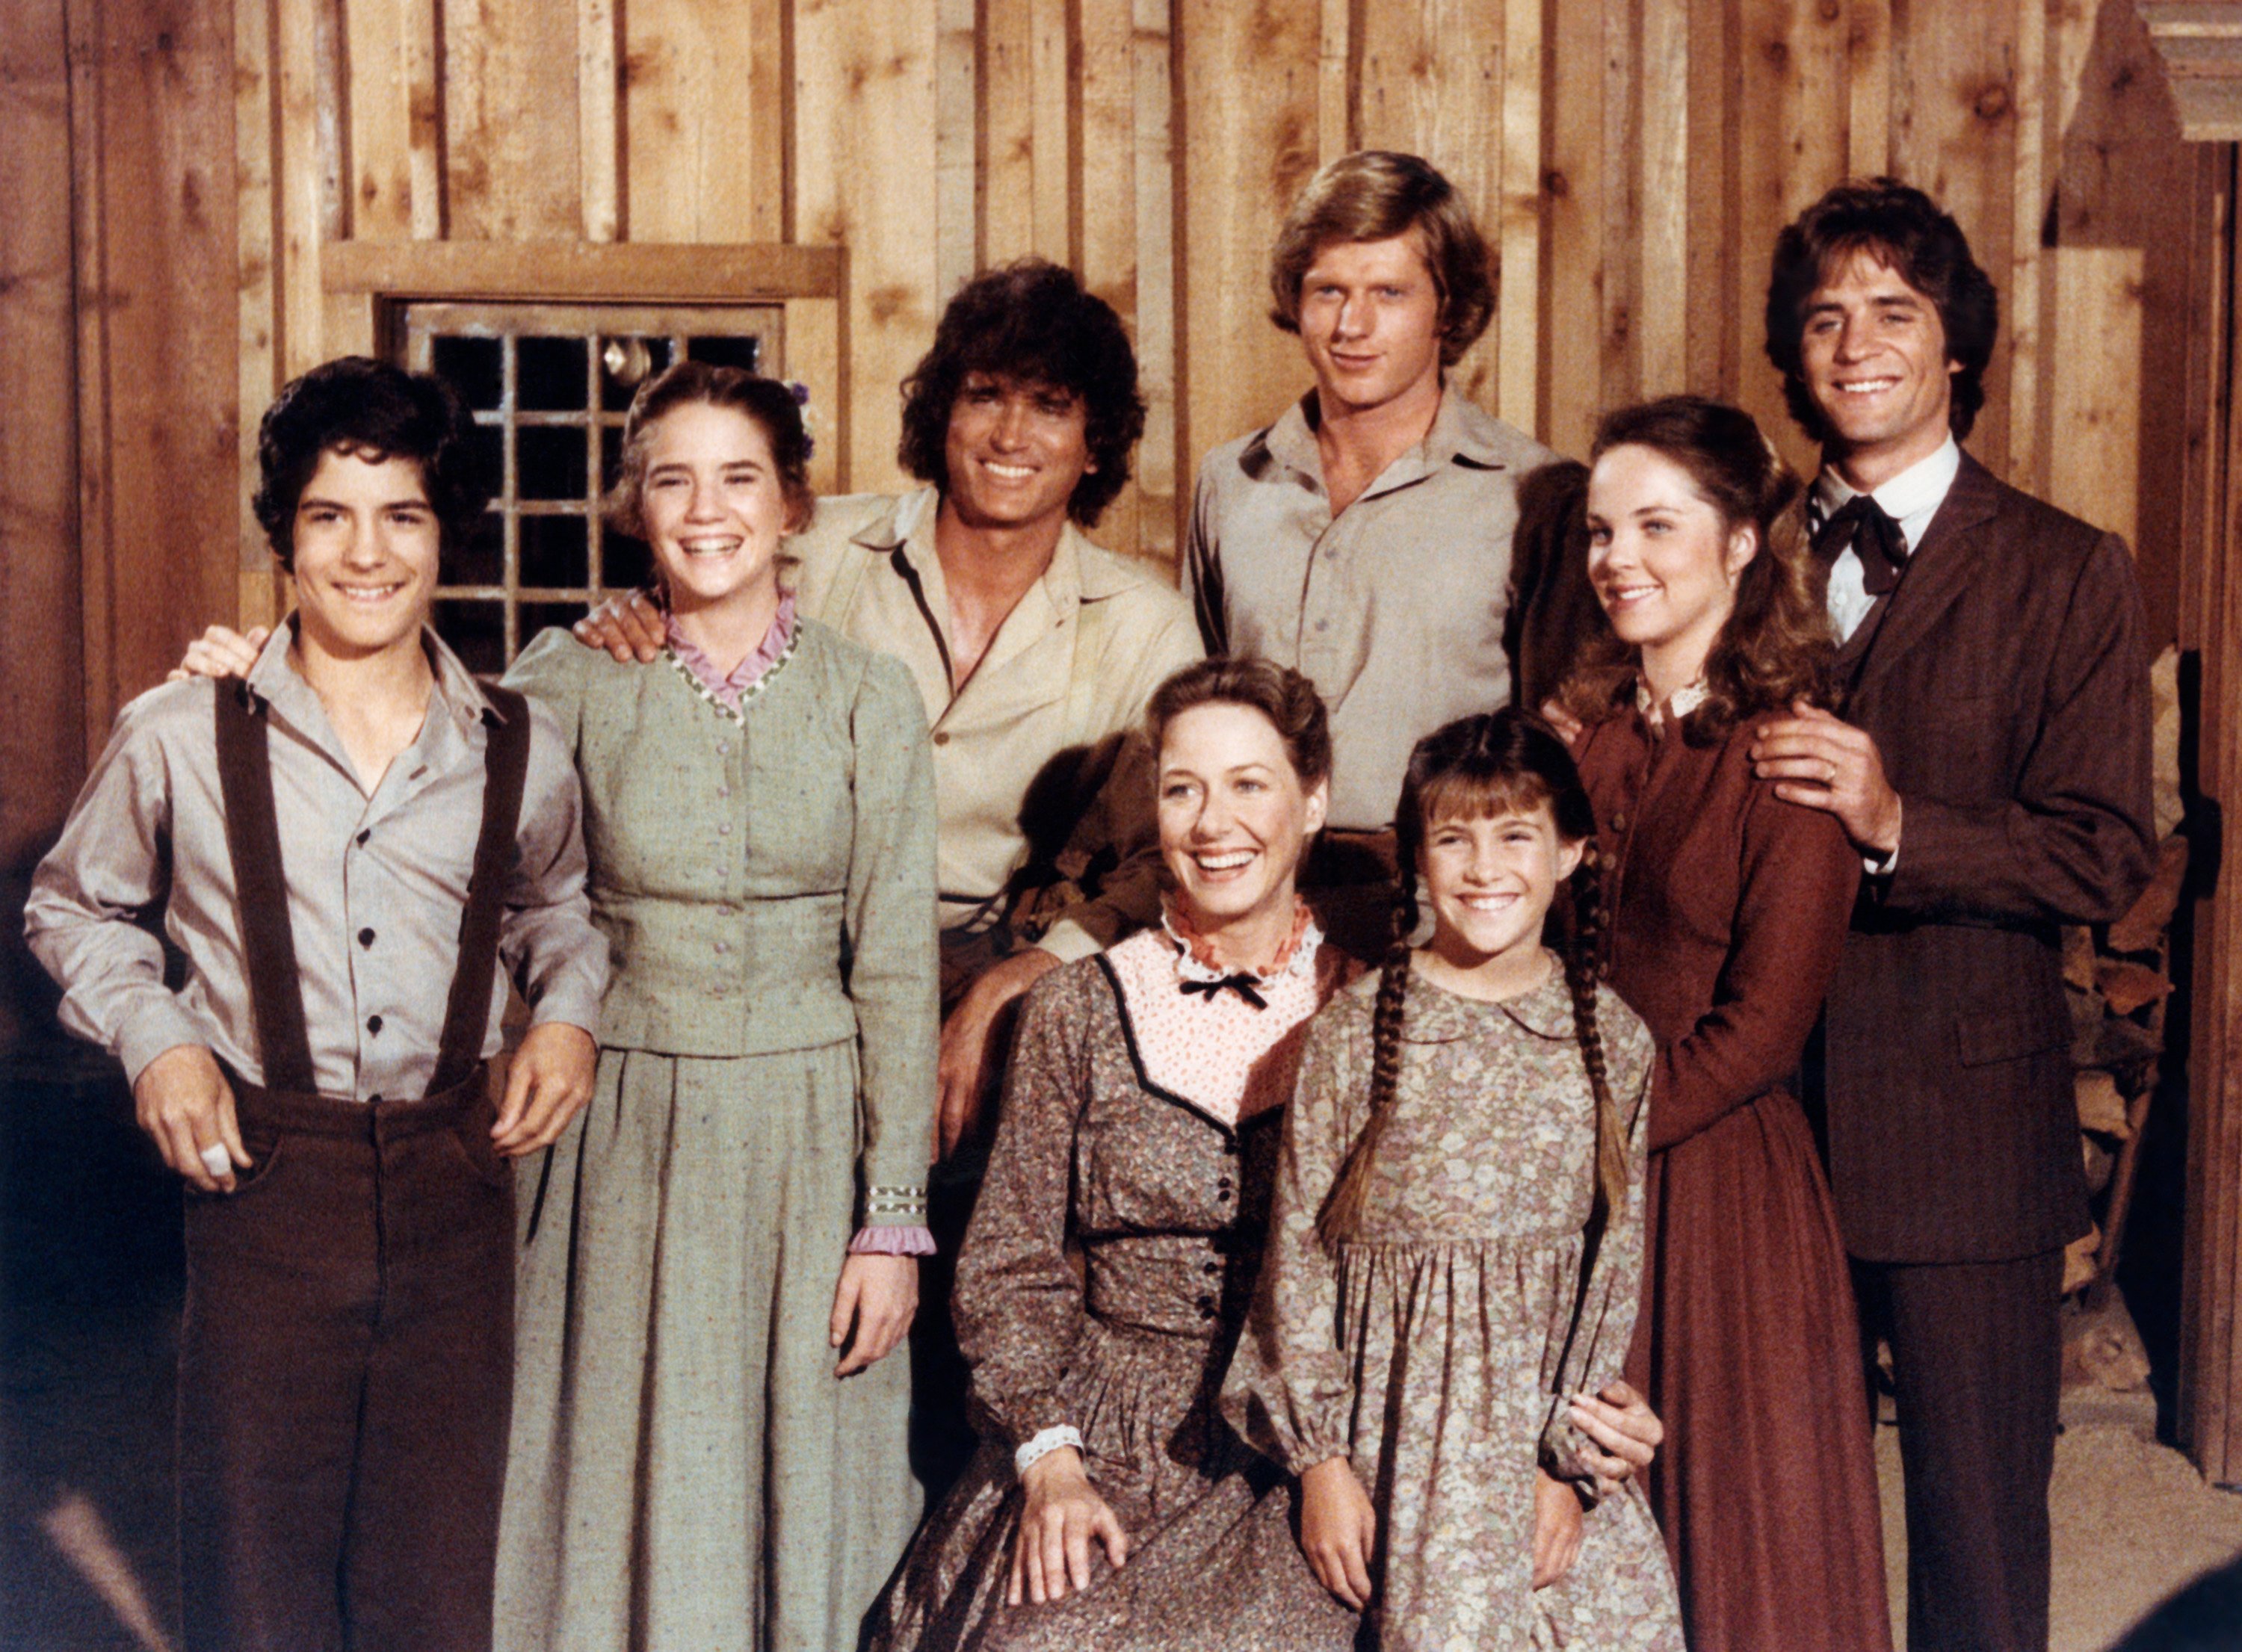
[2140,1,2242,140]
[321,238,842,300]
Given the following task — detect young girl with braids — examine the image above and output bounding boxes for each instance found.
[1221,710,1684,1651]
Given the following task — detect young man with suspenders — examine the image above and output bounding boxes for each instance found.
[28,358,605,1651]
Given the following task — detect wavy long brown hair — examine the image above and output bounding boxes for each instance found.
[1315,711,1622,1252]
[1556,395,1834,740]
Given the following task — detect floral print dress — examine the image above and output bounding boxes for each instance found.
[1222,960,1685,1652]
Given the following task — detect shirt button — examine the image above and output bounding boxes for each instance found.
[366,1015,383,1035]
[1202,1260,1220,1277]
[1221,1139,1239,1157]
[714,940,730,954]
[717,820,732,835]
[715,742,730,758]
[358,928,376,948]
[716,785,730,800]
[933,731,951,746]
[1611,812,1628,832]
[368,1093,382,1104]
[1196,1296,1217,1318]
[1315,619,1330,632]
[355,829,371,847]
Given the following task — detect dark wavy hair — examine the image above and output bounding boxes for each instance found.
[603,362,815,545]
[1144,656,1333,791]
[896,259,1145,528]
[1316,710,1625,1252]
[1267,150,1496,369]
[1557,396,1834,740]
[251,356,488,571]
[1764,176,1998,443]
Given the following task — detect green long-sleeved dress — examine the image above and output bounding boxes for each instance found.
[493,619,939,1651]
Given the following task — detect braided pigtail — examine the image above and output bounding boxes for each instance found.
[1560,844,1627,1225]
[1314,933,1412,1252]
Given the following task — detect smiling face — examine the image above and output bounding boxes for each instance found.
[1418,799,1583,976]
[288,447,442,666]
[942,371,1095,533]
[1297,234,1446,418]
[1798,247,1959,487]
[638,400,796,617]
[1586,442,1757,693]
[1157,701,1328,946]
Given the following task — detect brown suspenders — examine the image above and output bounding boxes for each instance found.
[212,677,534,1097]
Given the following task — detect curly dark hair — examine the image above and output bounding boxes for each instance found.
[604,362,815,542]
[1557,395,1834,740]
[896,259,1145,528]
[1144,656,1332,790]
[251,356,488,571]
[1316,709,1625,1252]
[1267,151,1496,369]
[1764,176,1999,443]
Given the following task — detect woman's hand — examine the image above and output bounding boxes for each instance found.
[1567,1379,1662,1496]
[829,1253,917,1376]
[169,625,269,681]
[1531,1467,1585,1590]
[1007,1447,1128,1606]
[1297,1454,1377,1610]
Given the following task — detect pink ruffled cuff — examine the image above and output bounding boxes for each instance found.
[847,1225,936,1256]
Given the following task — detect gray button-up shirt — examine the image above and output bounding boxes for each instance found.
[1185,389,1560,830]
[27,623,605,1100]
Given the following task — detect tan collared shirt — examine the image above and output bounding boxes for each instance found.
[1185,389,1561,830]
[26,623,605,1098]
[790,487,1202,961]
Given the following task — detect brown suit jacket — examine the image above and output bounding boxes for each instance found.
[1818,451,2155,1263]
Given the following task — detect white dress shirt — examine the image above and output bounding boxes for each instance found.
[1811,434,1962,643]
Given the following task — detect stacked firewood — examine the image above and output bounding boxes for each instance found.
[2062,646,2186,1299]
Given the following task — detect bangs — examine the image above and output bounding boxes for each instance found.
[1417,769,1554,829]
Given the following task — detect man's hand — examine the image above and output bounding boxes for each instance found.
[830,1252,918,1376]
[1539,698,1586,749]
[1567,1378,1662,1497]
[169,625,268,682]
[1750,699,1902,856]
[570,590,666,663]
[936,947,1063,1158]
[134,1045,249,1192]
[1007,1447,1128,1606]
[1531,1467,1585,1590]
[1297,1454,1377,1610]
[492,1022,598,1156]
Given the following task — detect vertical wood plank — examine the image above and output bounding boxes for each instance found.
[1354,0,1508,412]
[2005,0,2050,499]
[1847,0,1891,177]
[981,0,1034,263]
[445,0,582,238]
[277,0,335,377]
[0,0,90,923]
[1174,0,1320,499]
[1639,0,1690,400]
[1495,0,1542,433]
[578,0,620,240]
[1543,0,1607,461]
[1683,0,1735,401]
[794,0,940,493]
[621,0,782,243]
[1031,0,1072,263]
[1598,0,1637,415]
[1317,0,1350,166]
[1132,0,1179,563]
[344,0,439,241]
[784,295,843,497]
[236,0,283,631]
[1079,0,1139,554]
[935,0,978,295]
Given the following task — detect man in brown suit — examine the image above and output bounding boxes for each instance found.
[1750,179,2155,1651]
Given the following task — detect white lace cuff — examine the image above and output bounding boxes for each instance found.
[1013,1425,1083,1477]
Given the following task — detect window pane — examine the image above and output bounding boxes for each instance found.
[468,422,504,501]
[519,601,587,652]
[602,532,652,593]
[432,334,502,410]
[436,599,507,675]
[448,510,504,587]
[517,335,589,412]
[517,426,588,501]
[520,513,589,588]
[685,335,762,374]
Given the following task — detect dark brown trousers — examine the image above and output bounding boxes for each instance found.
[179,1071,515,1652]
[1852,1249,2065,1652]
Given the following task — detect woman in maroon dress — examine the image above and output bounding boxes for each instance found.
[1557,395,1891,1652]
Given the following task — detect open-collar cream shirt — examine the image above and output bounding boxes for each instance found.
[790,487,1201,961]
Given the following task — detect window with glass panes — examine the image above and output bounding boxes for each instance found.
[401,301,784,672]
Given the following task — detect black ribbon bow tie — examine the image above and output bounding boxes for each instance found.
[1814,495,1909,598]
[1179,974,1268,1010]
